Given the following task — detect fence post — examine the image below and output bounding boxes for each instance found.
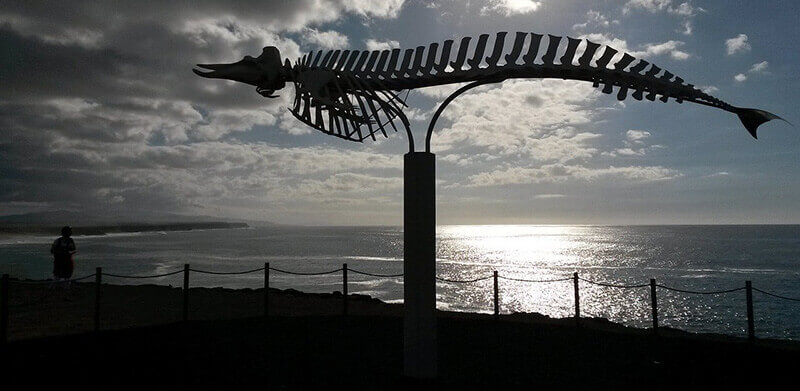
[650,278,658,335]
[264,262,269,318]
[746,280,754,341]
[493,271,499,319]
[573,272,580,327]
[342,263,348,316]
[1,274,8,344]
[94,267,102,332]
[183,264,190,322]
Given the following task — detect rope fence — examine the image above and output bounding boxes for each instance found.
[498,275,572,283]
[267,266,343,276]
[655,284,746,295]
[1,266,799,344]
[9,272,98,284]
[104,269,184,279]
[435,275,493,284]
[753,287,800,303]
[578,277,650,289]
[348,269,404,278]
[190,266,266,275]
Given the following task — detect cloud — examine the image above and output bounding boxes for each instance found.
[638,40,691,60]
[733,61,768,83]
[577,33,632,53]
[0,1,374,37]
[578,33,691,62]
[431,79,603,163]
[341,0,406,19]
[0,0,415,223]
[602,130,664,157]
[699,85,719,94]
[466,164,680,187]
[668,2,704,17]
[534,194,566,199]
[725,34,751,55]
[622,1,704,35]
[481,0,542,16]
[626,130,651,143]
[194,109,278,140]
[572,10,618,31]
[623,0,672,14]
[679,20,693,35]
[749,61,768,73]
[623,0,703,16]
[0,13,104,48]
[0,127,405,219]
[425,76,682,191]
[364,38,400,51]
[302,28,349,49]
[291,172,403,197]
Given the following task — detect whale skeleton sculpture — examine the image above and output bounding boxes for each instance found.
[194,32,786,147]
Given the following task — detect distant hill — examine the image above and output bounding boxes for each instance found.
[0,210,275,226]
[0,221,249,236]
[0,210,280,235]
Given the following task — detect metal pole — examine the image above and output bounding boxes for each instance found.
[650,278,658,335]
[746,280,754,341]
[343,263,348,316]
[573,272,580,327]
[1,274,8,344]
[403,152,437,378]
[94,267,102,332]
[183,264,189,322]
[264,262,269,318]
[493,271,499,319]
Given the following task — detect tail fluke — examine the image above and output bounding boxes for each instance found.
[734,108,789,139]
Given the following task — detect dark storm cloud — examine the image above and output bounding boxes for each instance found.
[0,1,406,217]
[0,1,372,34]
[0,0,405,112]
[0,21,286,109]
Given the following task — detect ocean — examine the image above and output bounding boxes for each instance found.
[1,225,799,340]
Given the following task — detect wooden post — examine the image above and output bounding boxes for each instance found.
[573,272,580,326]
[746,280,754,341]
[264,262,269,318]
[493,271,499,319]
[183,264,190,322]
[94,267,102,332]
[650,278,658,335]
[342,263,348,316]
[1,274,8,344]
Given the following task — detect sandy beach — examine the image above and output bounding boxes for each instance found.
[2,279,799,389]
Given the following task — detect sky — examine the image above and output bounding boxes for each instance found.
[1,0,798,226]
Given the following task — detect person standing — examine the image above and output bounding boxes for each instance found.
[50,226,77,288]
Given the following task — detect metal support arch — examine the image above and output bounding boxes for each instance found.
[424,78,506,152]
[397,109,415,152]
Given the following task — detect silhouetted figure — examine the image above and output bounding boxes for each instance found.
[50,226,76,288]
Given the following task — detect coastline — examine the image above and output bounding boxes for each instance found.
[0,221,249,237]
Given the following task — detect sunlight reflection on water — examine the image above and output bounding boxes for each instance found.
[434,225,800,339]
